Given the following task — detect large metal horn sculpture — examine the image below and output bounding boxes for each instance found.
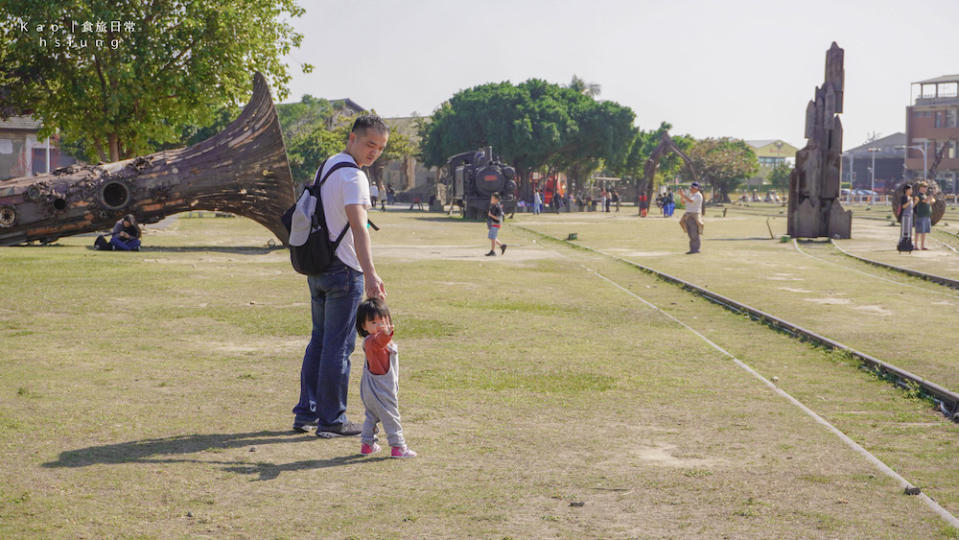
[0,72,294,246]
[891,181,947,225]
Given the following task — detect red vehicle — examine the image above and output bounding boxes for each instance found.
[540,175,566,206]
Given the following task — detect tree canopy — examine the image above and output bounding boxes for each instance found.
[768,162,793,192]
[277,96,418,185]
[684,137,758,202]
[418,79,635,195]
[0,0,308,162]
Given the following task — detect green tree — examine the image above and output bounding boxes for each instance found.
[550,90,635,194]
[285,125,347,185]
[615,122,694,199]
[568,74,601,98]
[419,79,634,196]
[0,0,309,162]
[419,80,569,192]
[768,162,793,192]
[684,138,758,203]
[370,127,416,186]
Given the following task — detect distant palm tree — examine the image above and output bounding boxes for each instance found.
[569,75,601,98]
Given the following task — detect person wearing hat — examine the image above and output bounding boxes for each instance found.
[678,182,704,254]
[913,182,933,250]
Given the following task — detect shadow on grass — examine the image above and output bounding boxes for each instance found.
[135,245,284,254]
[410,215,465,223]
[43,430,336,471]
[708,237,777,242]
[224,454,390,481]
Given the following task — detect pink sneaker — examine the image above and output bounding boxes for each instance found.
[360,442,381,455]
[391,446,417,458]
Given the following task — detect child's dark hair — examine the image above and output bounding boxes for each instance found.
[356,297,391,337]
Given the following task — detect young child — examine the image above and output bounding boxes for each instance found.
[355,298,416,458]
[485,192,507,256]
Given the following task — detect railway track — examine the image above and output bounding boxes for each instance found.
[829,240,959,291]
[517,224,959,529]
[517,224,959,422]
[724,204,959,225]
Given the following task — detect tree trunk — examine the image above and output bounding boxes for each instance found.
[0,72,295,246]
[108,132,120,162]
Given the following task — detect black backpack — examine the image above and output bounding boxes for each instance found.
[281,160,358,275]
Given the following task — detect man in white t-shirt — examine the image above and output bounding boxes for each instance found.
[293,115,389,438]
[678,182,704,254]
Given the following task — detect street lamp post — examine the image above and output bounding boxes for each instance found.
[867,147,879,202]
[896,143,928,182]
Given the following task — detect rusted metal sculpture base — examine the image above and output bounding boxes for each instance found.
[642,132,700,215]
[890,183,947,225]
[0,72,294,246]
[788,43,851,239]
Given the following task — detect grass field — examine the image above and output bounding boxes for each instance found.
[2,208,958,538]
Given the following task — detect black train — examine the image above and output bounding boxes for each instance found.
[441,146,516,219]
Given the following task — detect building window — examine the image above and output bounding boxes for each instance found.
[935,110,946,128]
[950,108,959,128]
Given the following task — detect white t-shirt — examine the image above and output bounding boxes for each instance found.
[370,183,379,198]
[319,152,371,272]
[685,191,703,214]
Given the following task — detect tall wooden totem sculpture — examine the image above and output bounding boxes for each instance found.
[788,42,852,239]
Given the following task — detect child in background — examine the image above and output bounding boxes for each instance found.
[485,192,507,256]
[356,298,416,458]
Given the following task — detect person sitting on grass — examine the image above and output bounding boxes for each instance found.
[356,297,416,458]
[95,214,141,251]
[485,192,507,256]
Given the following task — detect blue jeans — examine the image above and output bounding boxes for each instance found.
[110,237,140,251]
[292,261,364,429]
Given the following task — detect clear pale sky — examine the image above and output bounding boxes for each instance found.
[280,0,958,149]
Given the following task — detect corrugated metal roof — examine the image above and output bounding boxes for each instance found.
[0,115,41,131]
[383,116,426,142]
[913,74,959,85]
[842,132,907,157]
[746,139,797,150]
[330,98,366,113]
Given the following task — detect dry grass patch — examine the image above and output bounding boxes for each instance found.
[1,211,957,538]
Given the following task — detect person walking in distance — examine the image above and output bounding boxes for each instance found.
[485,192,507,256]
[292,115,389,438]
[678,182,704,254]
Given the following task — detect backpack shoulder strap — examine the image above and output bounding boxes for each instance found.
[313,159,360,190]
[311,159,362,243]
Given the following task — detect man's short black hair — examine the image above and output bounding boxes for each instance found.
[356,297,391,337]
[351,115,390,137]
[491,192,501,200]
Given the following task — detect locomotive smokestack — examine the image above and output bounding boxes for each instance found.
[486,146,493,162]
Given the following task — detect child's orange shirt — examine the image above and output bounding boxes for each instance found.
[363,330,394,375]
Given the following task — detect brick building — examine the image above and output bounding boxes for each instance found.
[841,132,905,193]
[906,74,959,195]
[0,116,76,180]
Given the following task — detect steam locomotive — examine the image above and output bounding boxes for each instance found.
[441,146,516,219]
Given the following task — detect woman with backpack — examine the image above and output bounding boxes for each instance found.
[897,184,914,253]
